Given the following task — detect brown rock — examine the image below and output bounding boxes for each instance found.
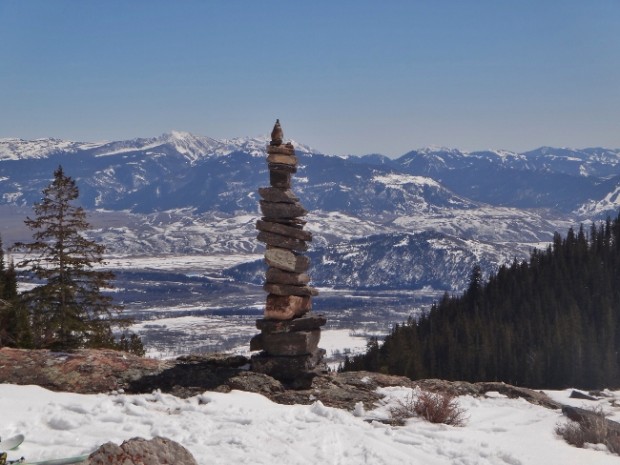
[264,248,310,273]
[0,348,171,394]
[264,283,319,297]
[267,144,295,155]
[251,349,324,382]
[266,267,310,285]
[257,313,326,334]
[271,119,283,145]
[260,200,307,219]
[87,436,198,465]
[263,218,307,227]
[269,170,291,188]
[258,187,299,204]
[264,294,312,320]
[260,330,321,356]
[250,333,264,351]
[256,220,311,241]
[257,231,308,251]
[267,154,298,166]
[268,162,297,174]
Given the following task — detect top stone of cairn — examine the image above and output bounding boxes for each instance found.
[270,119,284,146]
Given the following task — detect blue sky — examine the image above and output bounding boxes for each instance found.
[1,1,619,156]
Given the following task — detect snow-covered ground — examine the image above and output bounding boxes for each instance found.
[1,384,619,464]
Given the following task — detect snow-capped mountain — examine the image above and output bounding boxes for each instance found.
[0,132,618,294]
[226,231,528,292]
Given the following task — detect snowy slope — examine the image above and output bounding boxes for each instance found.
[1,384,619,465]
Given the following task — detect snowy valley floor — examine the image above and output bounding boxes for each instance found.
[1,384,619,465]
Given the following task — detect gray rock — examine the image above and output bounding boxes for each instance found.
[256,314,326,334]
[256,219,311,241]
[257,188,299,204]
[87,436,197,465]
[257,231,308,251]
[269,170,291,188]
[264,248,310,273]
[260,330,321,356]
[266,267,310,285]
[259,200,307,219]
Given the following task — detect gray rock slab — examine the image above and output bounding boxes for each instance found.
[264,248,310,273]
[256,314,327,334]
[256,219,311,241]
[257,230,308,251]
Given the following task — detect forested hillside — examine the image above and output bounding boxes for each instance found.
[343,212,620,389]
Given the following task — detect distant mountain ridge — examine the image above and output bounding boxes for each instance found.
[1,132,619,293]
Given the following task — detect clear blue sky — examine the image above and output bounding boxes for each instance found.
[1,1,619,156]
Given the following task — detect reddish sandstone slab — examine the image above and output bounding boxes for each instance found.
[264,294,312,320]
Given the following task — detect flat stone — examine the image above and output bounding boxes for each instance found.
[267,154,298,166]
[250,332,321,356]
[256,220,311,241]
[260,201,307,219]
[268,162,297,174]
[262,217,307,227]
[251,349,325,383]
[261,330,321,356]
[266,267,310,285]
[264,248,310,273]
[269,170,291,188]
[264,294,312,320]
[258,188,299,204]
[256,313,327,333]
[264,283,319,297]
[267,144,295,156]
[257,231,308,251]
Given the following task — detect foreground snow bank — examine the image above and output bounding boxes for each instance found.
[0,384,618,465]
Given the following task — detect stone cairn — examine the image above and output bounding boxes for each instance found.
[250,119,326,388]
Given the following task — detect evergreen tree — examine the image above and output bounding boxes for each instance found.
[0,236,31,347]
[13,166,126,350]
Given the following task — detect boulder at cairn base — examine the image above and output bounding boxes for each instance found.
[252,330,321,356]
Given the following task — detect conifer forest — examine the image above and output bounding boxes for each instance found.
[343,212,620,389]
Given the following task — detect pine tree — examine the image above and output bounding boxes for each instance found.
[13,166,126,350]
[0,235,31,347]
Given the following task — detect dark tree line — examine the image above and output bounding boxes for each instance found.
[343,212,620,389]
[0,236,31,347]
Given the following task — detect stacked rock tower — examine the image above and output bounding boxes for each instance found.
[250,119,326,388]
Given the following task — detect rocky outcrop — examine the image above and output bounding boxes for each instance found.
[0,348,565,412]
[87,436,198,465]
[0,347,171,394]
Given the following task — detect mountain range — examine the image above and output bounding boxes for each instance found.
[1,132,619,294]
